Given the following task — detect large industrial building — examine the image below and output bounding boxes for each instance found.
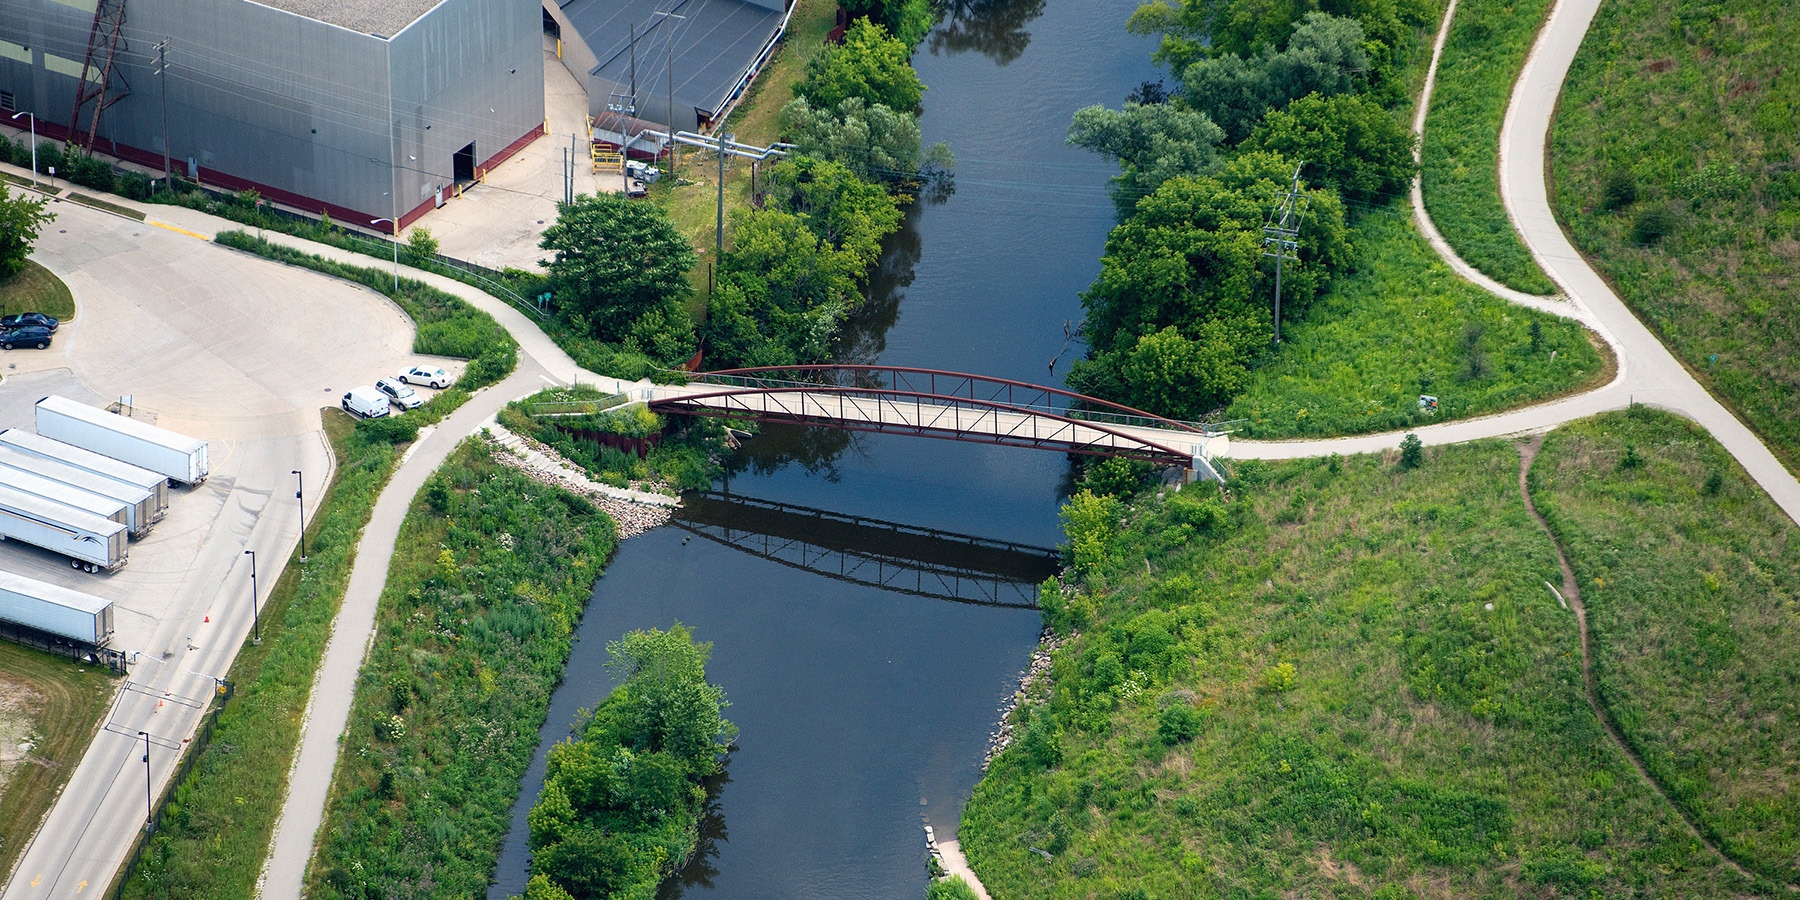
[0,0,545,230]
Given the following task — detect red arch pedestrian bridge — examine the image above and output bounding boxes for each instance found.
[622,366,1229,478]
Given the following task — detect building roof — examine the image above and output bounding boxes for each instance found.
[562,0,784,120]
[249,0,445,37]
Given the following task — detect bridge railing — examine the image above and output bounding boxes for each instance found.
[669,369,1234,436]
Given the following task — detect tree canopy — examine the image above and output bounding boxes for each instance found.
[780,95,954,180]
[1067,101,1226,213]
[538,193,697,355]
[702,159,904,368]
[763,156,903,272]
[796,19,927,113]
[1244,91,1418,208]
[0,182,54,278]
[1067,152,1350,418]
[1177,12,1372,142]
[526,625,733,900]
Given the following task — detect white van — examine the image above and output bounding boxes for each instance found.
[342,386,390,419]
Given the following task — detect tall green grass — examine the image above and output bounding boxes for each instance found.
[1225,208,1602,438]
[1550,0,1800,474]
[963,435,1759,897]
[305,439,616,899]
[1531,408,1800,887]
[1419,0,1558,295]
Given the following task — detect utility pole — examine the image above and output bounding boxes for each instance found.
[1261,162,1309,346]
[651,10,687,175]
[716,131,733,259]
[154,39,171,182]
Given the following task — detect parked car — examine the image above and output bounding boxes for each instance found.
[375,377,423,410]
[0,313,59,332]
[341,386,390,419]
[0,326,54,350]
[398,364,451,389]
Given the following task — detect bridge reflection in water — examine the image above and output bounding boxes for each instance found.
[672,491,1058,609]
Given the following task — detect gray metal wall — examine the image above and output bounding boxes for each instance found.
[388,0,544,221]
[0,0,543,225]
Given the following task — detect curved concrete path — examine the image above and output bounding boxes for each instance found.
[1234,0,1800,529]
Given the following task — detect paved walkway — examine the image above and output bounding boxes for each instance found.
[1233,0,1800,529]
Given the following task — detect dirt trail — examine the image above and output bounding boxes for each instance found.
[1513,436,1768,886]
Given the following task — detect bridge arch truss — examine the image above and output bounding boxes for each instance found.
[649,366,1222,467]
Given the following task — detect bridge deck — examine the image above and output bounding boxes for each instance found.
[644,381,1227,468]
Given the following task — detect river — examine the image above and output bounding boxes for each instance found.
[486,1,1155,897]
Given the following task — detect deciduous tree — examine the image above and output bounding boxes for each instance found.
[797,19,926,113]
[538,193,696,349]
[1177,12,1371,142]
[0,182,54,278]
[779,96,954,179]
[1244,92,1418,207]
[1067,101,1225,213]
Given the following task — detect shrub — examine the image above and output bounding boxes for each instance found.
[1628,205,1675,245]
[406,226,439,262]
[118,171,154,201]
[65,154,115,191]
[1599,169,1638,211]
[353,414,420,446]
[1260,661,1298,693]
[1157,702,1206,744]
[1399,433,1423,469]
[34,141,64,176]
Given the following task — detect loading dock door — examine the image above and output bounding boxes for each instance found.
[453,142,476,183]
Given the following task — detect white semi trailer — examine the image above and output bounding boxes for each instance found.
[0,569,114,645]
[0,429,169,520]
[0,447,156,537]
[34,395,209,486]
[0,466,130,532]
[0,486,128,572]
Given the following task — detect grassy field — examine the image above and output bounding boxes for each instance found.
[1531,408,1800,887]
[1223,207,1605,438]
[0,645,117,881]
[963,429,1768,897]
[1549,0,1800,474]
[0,260,76,321]
[306,438,615,899]
[1418,0,1557,295]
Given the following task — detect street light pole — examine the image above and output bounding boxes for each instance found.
[10,112,35,191]
[138,731,153,833]
[243,549,259,645]
[292,470,306,561]
[371,219,398,290]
